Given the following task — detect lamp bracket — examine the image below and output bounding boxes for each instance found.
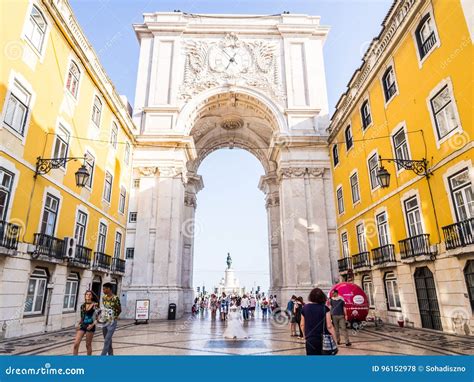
[379,157,429,177]
[35,156,87,176]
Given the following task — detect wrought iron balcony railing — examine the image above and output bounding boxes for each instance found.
[399,234,433,259]
[352,251,371,269]
[33,233,64,260]
[443,218,474,250]
[421,32,437,58]
[371,244,396,266]
[337,257,352,272]
[111,257,126,274]
[0,220,21,250]
[71,245,92,266]
[92,251,111,270]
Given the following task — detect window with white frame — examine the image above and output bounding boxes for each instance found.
[84,152,94,189]
[66,61,80,98]
[430,85,459,140]
[362,275,375,308]
[114,231,122,258]
[74,210,87,246]
[384,272,401,310]
[118,187,126,214]
[356,223,367,253]
[24,6,47,53]
[404,196,423,237]
[376,211,390,246]
[392,127,410,170]
[52,124,70,167]
[110,122,118,149]
[350,172,360,204]
[40,193,59,236]
[97,222,107,253]
[332,145,339,166]
[361,100,372,129]
[103,171,112,203]
[91,96,102,127]
[133,178,140,189]
[0,168,14,220]
[63,273,79,311]
[415,14,437,59]
[345,126,353,151]
[3,80,31,135]
[336,186,344,214]
[341,232,349,258]
[126,247,135,259]
[368,154,379,190]
[124,142,131,165]
[382,66,397,102]
[129,212,137,223]
[24,268,48,315]
[448,168,473,222]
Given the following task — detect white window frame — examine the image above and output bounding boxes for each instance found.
[91,95,102,128]
[350,170,360,205]
[129,211,137,223]
[118,186,126,214]
[344,125,353,152]
[40,192,60,236]
[125,247,134,259]
[0,167,15,221]
[380,61,399,108]
[448,168,473,222]
[24,268,48,315]
[332,144,339,167]
[2,79,31,137]
[336,185,344,215]
[390,123,412,174]
[411,6,441,67]
[442,160,473,224]
[133,178,140,189]
[97,221,107,253]
[341,231,350,258]
[356,222,367,253]
[403,195,424,237]
[84,151,95,190]
[362,274,375,308]
[367,151,380,191]
[74,209,88,247]
[384,272,402,311]
[360,98,372,130]
[65,58,81,100]
[21,3,50,60]
[63,272,79,312]
[51,122,70,170]
[103,171,113,203]
[376,210,391,247]
[110,121,118,149]
[124,142,131,165]
[113,230,122,258]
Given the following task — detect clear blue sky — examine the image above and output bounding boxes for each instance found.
[70,0,392,293]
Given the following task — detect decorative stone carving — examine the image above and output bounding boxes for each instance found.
[307,168,325,178]
[220,116,244,130]
[138,167,158,177]
[184,194,197,208]
[180,33,285,101]
[265,194,280,208]
[278,167,326,179]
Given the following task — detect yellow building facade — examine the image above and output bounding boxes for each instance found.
[328,0,473,333]
[0,0,136,338]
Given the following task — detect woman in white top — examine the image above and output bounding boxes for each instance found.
[240,294,250,320]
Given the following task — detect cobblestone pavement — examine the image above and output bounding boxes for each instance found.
[1,312,473,356]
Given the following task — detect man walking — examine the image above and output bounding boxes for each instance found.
[241,294,250,320]
[101,283,122,355]
[329,290,351,346]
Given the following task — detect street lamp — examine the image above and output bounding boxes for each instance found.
[35,155,90,187]
[376,156,430,188]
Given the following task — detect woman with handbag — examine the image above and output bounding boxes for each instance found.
[300,288,338,355]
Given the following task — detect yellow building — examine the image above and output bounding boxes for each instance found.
[328,0,473,333]
[0,0,137,338]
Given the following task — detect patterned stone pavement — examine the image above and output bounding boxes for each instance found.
[1,311,473,356]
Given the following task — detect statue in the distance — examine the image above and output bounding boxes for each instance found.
[226,252,232,269]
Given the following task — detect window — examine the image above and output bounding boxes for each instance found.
[392,128,410,170]
[129,212,137,223]
[376,211,390,246]
[415,14,437,59]
[3,81,30,135]
[448,168,473,222]
[25,6,47,53]
[382,67,397,102]
[66,61,80,98]
[464,261,474,310]
[384,272,401,310]
[350,172,360,204]
[356,223,367,253]
[110,122,118,149]
[133,179,140,188]
[362,275,375,308]
[118,187,126,214]
[52,124,70,167]
[91,96,102,126]
[336,186,344,214]
[125,248,135,259]
[40,194,59,236]
[103,171,112,203]
[404,196,423,237]
[97,222,107,253]
[124,142,131,165]
[63,273,79,311]
[84,152,94,189]
[430,85,458,140]
[74,210,87,246]
[0,168,14,220]
[361,100,372,129]
[114,231,122,258]
[345,126,353,151]
[332,145,339,166]
[368,154,379,190]
[341,232,349,258]
[24,268,48,315]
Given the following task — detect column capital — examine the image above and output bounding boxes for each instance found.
[184,193,197,208]
[265,193,280,208]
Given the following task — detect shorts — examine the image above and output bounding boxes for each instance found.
[79,323,96,333]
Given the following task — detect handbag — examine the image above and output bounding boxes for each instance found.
[322,306,338,355]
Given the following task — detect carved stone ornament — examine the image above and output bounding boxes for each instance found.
[184,194,197,208]
[138,167,158,177]
[220,117,244,130]
[180,33,285,101]
[278,167,325,179]
[307,168,325,177]
[265,194,280,208]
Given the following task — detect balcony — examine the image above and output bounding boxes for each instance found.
[92,252,111,271]
[0,220,21,252]
[111,257,126,275]
[337,257,352,273]
[399,234,436,262]
[443,218,474,251]
[371,244,396,267]
[67,245,92,268]
[32,233,64,261]
[352,251,371,272]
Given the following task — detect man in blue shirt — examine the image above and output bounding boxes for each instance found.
[287,295,297,336]
[329,290,351,346]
